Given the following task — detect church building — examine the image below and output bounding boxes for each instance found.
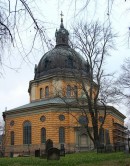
[3,17,127,157]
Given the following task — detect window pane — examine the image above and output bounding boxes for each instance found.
[40,115,46,122]
[10,120,14,126]
[23,121,31,144]
[41,128,46,143]
[11,131,14,145]
[99,116,104,123]
[99,128,104,144]
[74,86,78,97]
[59,127,65,143]
[105,129,110,145]
[40,88,43,99]
[45,86,49,97]
[66,85,71,97]
[59,115,65,121]
[79,115,89,125]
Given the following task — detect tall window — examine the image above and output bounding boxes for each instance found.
[74,86,78,97]
[66,85,71,97]
[105,129,110,145]
[99,128,104,144]
[11,131,14,145]
[45,86,49,98]
[41,127,46,143]
[23,121,31,144]
[40,88,43,99]
[59,127,65,143]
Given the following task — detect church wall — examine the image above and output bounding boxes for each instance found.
[29,78,92,102]
[30,79,98,104]
[30,86,36,101]
[30,79,54,101]
[97,111,125,145]
[52,78,62,96]
[4,108,76,155]
[4,106,125,156]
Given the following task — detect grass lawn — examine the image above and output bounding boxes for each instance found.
[0,152,130,166]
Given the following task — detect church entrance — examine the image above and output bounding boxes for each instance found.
[75,127,94,151]
[80,134,88,145]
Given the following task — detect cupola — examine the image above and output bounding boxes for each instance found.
[55,12,69,46]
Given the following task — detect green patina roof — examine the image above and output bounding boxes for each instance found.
[7,97,76,112]
[4,97,126,119]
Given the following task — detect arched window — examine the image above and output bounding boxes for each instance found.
[105,129,110,145]
[11,131,14,145]
[66,85,71,97]
[59,127,65,143]
[74,86,78,97]
[23,121,31,144]
[99,128,104,144]
[41,127,46,143]
[40,88,43,99]
[45,86,49,98]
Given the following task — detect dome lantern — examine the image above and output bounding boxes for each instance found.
[55,12,69,46]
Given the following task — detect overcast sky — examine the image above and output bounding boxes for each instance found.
[0,0,130,123]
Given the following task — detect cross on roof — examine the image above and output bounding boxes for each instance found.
[60,11,64,18]
[60,11,64,27]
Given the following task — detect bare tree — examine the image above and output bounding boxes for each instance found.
[0,0,51,72]
[67,21,116,148]
[116,58,130,107]
[72,0,126,15]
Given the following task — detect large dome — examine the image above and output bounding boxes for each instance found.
[34,18,90,79]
